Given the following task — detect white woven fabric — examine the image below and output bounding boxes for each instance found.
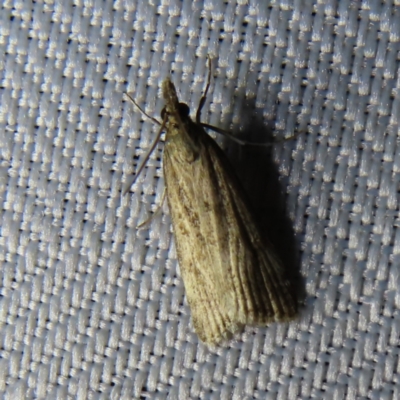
[1,1,399,399]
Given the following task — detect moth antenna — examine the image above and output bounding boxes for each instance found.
[196,55,212,123]
[122,115,167,197]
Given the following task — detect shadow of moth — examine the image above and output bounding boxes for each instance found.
[126,60,297,345]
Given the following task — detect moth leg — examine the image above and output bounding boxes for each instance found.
[124,93,162,126]
[122,115,167,196]
[196,55,212,124]
[137,188,167,229]
[201,122,303,147]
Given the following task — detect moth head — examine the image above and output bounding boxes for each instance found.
[161,102,190,120]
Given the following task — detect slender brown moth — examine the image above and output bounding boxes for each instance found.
[125,60,297,344]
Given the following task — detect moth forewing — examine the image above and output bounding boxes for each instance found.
[160,78,297,345]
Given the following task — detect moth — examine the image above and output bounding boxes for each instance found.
[125,62,297,344]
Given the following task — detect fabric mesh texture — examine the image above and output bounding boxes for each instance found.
[0,1,399,399]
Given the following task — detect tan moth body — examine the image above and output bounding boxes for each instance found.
[160,79,297,344]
